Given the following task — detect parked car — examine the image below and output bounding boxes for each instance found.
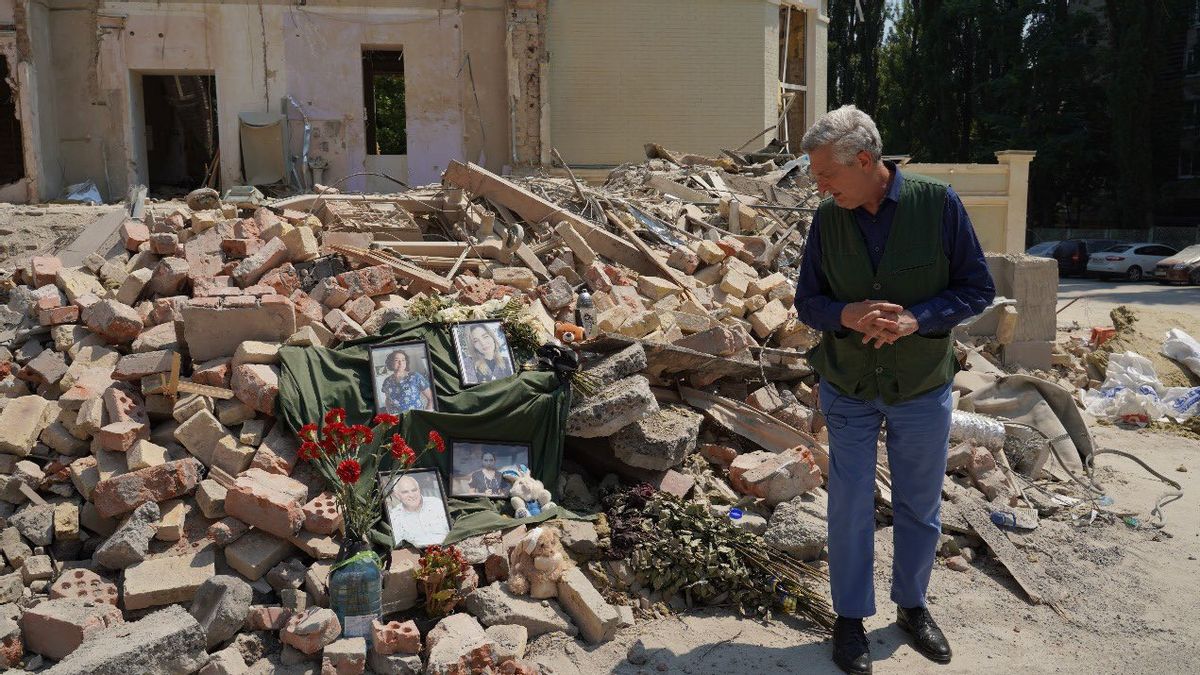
[1037,239,1122,276]
[1026,241,1060,258]
[1154,244,1200,285]
[1086,242,1177,281]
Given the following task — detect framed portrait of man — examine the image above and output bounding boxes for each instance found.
[450,320,516,386]
[382,468,451,549]
[369,341,438,415]
[449,440,530,498]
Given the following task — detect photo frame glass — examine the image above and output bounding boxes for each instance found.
[369,341,438,415]
[450,441,531,498]
[381,468,451,549]
[451,320,516,386]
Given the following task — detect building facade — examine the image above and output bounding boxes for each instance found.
[0,0,827,203]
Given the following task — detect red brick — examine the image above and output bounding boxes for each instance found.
[224,295,257,308]
[193,358,232,388]
[148,257,190,297]
[103,384,149,432]
[149,232,181,256]
[231,363,279,414]
[311,277,350,308]
[289,290,325,328]
[233,237,288,287]
[372,618,421,655]
[90,457,204,518]
[302,492,342,536]
[151,296,190,324]
[225,468,307,540]
[20,598,123,660]
[261,263,300,295]
[82,299,144,344]
[244,284,276,297]
[324,309,365,342]
[244,606,292,631]
[31,256,62,287]
[234,217,261,240]
[336,265,397,298]
[38,305,79,326]
[343,295,375,325]
[98,421,144,452]
[280,608,340,655]
[453,275,497,305]
[221,238,254,258]
[50,568,119,606]
[192,275,234,297]
[120,220,150,251]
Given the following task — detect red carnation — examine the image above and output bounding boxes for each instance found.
[298,441,320,461]
[372,413,399,427]
[336,459,362,484]
[351,424,374,445]
[324,408,346,425]
[319,438,338,456]
[298,423,319,442]
[428,430,445,453]
[390,434,415,464]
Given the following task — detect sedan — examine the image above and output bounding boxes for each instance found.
[1154,244,1200,285]
[1086,243,1177,281]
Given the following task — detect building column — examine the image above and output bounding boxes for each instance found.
[804,4,828,133]
[506,0,547,169]
[996,150,1037,254]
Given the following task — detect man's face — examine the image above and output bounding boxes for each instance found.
[398,479,422,510]
[808,145,876,210]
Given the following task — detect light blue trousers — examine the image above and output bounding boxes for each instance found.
[819,379,952,618]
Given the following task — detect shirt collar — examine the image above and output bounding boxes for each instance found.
[883,160,903,204]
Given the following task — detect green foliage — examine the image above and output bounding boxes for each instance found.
[840,0,1193,229]
[372,74,407,155]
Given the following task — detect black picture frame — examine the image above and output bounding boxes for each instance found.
[381,468,452,549]
[368,341,438,415]
[450,320,516,386]
[448,439,531,498]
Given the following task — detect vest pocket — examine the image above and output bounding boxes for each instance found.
[892,334,953,394]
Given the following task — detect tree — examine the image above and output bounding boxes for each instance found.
[828,0,888,116]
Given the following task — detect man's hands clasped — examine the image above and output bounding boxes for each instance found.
[840,300,919,348]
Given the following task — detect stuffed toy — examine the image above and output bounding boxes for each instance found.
[506,526,571,598]
[503,466,555,519]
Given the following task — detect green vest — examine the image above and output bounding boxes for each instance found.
[808,172,956,404]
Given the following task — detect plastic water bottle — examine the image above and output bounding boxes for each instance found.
[576,289,596,337]
[328,542,382,642]
[990,508,1039,530]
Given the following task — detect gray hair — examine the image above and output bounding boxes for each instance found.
[800,105,883,164]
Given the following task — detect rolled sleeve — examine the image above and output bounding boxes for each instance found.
[909,187,996,335]
[793,212,847,333]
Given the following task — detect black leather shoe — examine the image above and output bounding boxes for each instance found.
[896,605,952,664]
[831,616,872,674]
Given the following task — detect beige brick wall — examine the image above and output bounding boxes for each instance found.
[547,0,778,167]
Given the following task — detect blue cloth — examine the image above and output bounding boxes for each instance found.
[794,162,996,335]
[819,379,952,617]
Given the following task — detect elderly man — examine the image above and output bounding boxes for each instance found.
[794,105,994,674]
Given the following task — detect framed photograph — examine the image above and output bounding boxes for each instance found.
[382,468,451,549]
[451,320,516,386]
[449,440,531,498]
[369,341,437,415]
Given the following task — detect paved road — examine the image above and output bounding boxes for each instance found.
[1054,277,1200,330]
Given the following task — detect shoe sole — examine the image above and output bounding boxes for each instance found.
[833,660,872,675]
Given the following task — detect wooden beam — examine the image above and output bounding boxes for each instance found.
[331,244,453,294]
[679,386,828,474]
[442,161,658,276]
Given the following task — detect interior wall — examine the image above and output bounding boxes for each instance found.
[547,0,778,166]
[283,6,465,189]
[50,8,114,199]
[28,0,62,199]
[458,0,509,172]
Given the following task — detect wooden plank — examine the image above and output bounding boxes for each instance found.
[646,174,711,202]
[57,207,127,268]
[679,386,828,474]
[177,381,236,400]
[269,192,444,215]
[331,244,453,294]
[957,495,1066,616]
[442,161,658,276]
[602,208,703,308]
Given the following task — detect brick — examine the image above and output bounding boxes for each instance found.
[694,239,726,264]
[98,421,144,452]
[196,480,228,519]
[225,468,307,539]
[82,299,144,344]
[244,605,292,631]
[150,232,181,256]
[42,421,88,455]
[746,386,785,413]
[217,398,256,425]
[32,256,63,287]
[555,567,621,644]
[609,284,645,311]
[281,607,341,655]
[324,309,366,342]
[666,246,700,274]
[91,458,204,518]
[174,410,230,466]
[673,324,754,357]
[729,448,822,505]
[492,267,536,290]
[113,349,176,381]
[21,554,53,583]
[749,299,789,338]
[44,604,208,675]
[536,276,574,312]
[149,257,191,296]
[20,598,124,660]
[104,383,149,431]
[57,268,105,303]
[289,290,326,327]
[748,271,787,297]
[281,226,319,262]
[382,550,420,614]
[288,529,340,560]
[635,275,678,301]
[231,363,279,415]
[260,263,300,296]
[212,436,255,475]
[120,219,150,251]
[424,614,498,674]
[250,424,300,475]
[53,502,80,542]
[189,575,252,649]
[21,349,67,387]
[554,221,597,265]
[50,568,118,606]
[156,498,186,541]
[342,295,375,324]
[0,395,55,456]
[311,277,351,308]
[199,646,249,675]
[38,304,79,326]
[121,546,217,612]
[131,321,178,353]
[173,393,214,424]
[232,237,289,287]
[301,492,342,535]
[323,637,367,675]
[227,529,298,581]
[193,357,232,388]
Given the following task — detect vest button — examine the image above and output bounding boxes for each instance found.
[872,282,881,290]
[875,366,883,374]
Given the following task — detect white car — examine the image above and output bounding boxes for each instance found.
[1086,242,1178,281]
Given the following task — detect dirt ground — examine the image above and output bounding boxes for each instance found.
[0,203,120,270]
[527,424,1199,674]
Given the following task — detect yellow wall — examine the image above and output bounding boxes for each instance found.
[546,0,778,167]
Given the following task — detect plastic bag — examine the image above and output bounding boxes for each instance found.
[61,181,103,205]
[1162,328,1200,379]
[1083,349,1200,421]
[1100,351,1161,391]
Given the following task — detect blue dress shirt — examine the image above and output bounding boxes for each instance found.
[793,162,996,336]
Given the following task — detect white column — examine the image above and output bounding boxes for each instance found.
[995,150,1037,254]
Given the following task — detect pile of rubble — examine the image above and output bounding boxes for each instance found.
[0,150,835,674]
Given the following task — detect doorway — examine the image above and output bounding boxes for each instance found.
[142,74,219,195]
[362,49,408,189]
[0,55,24,186]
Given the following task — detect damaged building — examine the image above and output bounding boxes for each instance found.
[0,0,829,203]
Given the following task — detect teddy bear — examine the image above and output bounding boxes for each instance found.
[506,526,571,598]
[503,466,555,519]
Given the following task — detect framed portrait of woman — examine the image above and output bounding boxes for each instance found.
[449,440,530,498]
[381,468,451,548]
[451,320,516,386]
[369,341,438,415]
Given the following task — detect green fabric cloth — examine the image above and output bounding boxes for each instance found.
[276,319,576,548]
[809,173,956,404]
